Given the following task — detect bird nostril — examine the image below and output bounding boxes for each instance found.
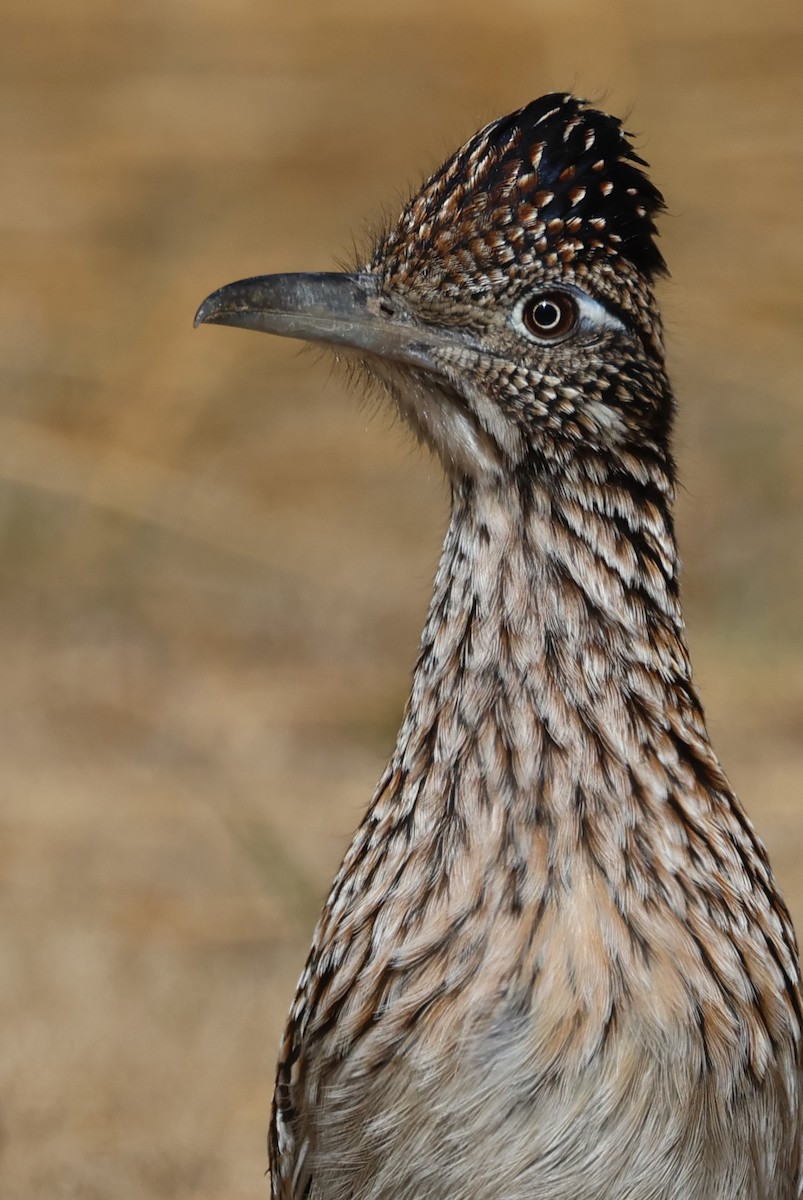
[379,300,395,317]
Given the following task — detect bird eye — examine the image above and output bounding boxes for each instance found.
[521,292,578,340]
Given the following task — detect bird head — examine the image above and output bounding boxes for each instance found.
[196,94,671,482]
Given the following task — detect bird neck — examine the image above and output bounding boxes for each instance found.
[332,452,798,1081]
[388,453,713,829]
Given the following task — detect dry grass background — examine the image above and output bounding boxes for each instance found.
[1,1,802,1196]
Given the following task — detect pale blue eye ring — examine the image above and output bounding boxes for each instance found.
[514,288,626,343]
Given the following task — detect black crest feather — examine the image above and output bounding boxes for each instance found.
[382,93,667,287]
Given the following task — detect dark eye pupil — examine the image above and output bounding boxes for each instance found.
[534,301,560,329]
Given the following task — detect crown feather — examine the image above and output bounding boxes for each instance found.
[378,93,667,287]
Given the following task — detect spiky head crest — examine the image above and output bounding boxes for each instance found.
[372,93,666,353]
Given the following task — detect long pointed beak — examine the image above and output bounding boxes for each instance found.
[194,271,441,368]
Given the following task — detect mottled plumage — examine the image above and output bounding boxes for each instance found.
[196,93,803,1200]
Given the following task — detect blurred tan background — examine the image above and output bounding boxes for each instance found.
[1,1,802,1197]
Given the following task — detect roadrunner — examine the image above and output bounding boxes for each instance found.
[196,94,802,1200]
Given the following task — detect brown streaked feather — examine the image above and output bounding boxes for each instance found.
[201,94,802,1200]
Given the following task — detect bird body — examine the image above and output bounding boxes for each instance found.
[196,94,802,1200]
